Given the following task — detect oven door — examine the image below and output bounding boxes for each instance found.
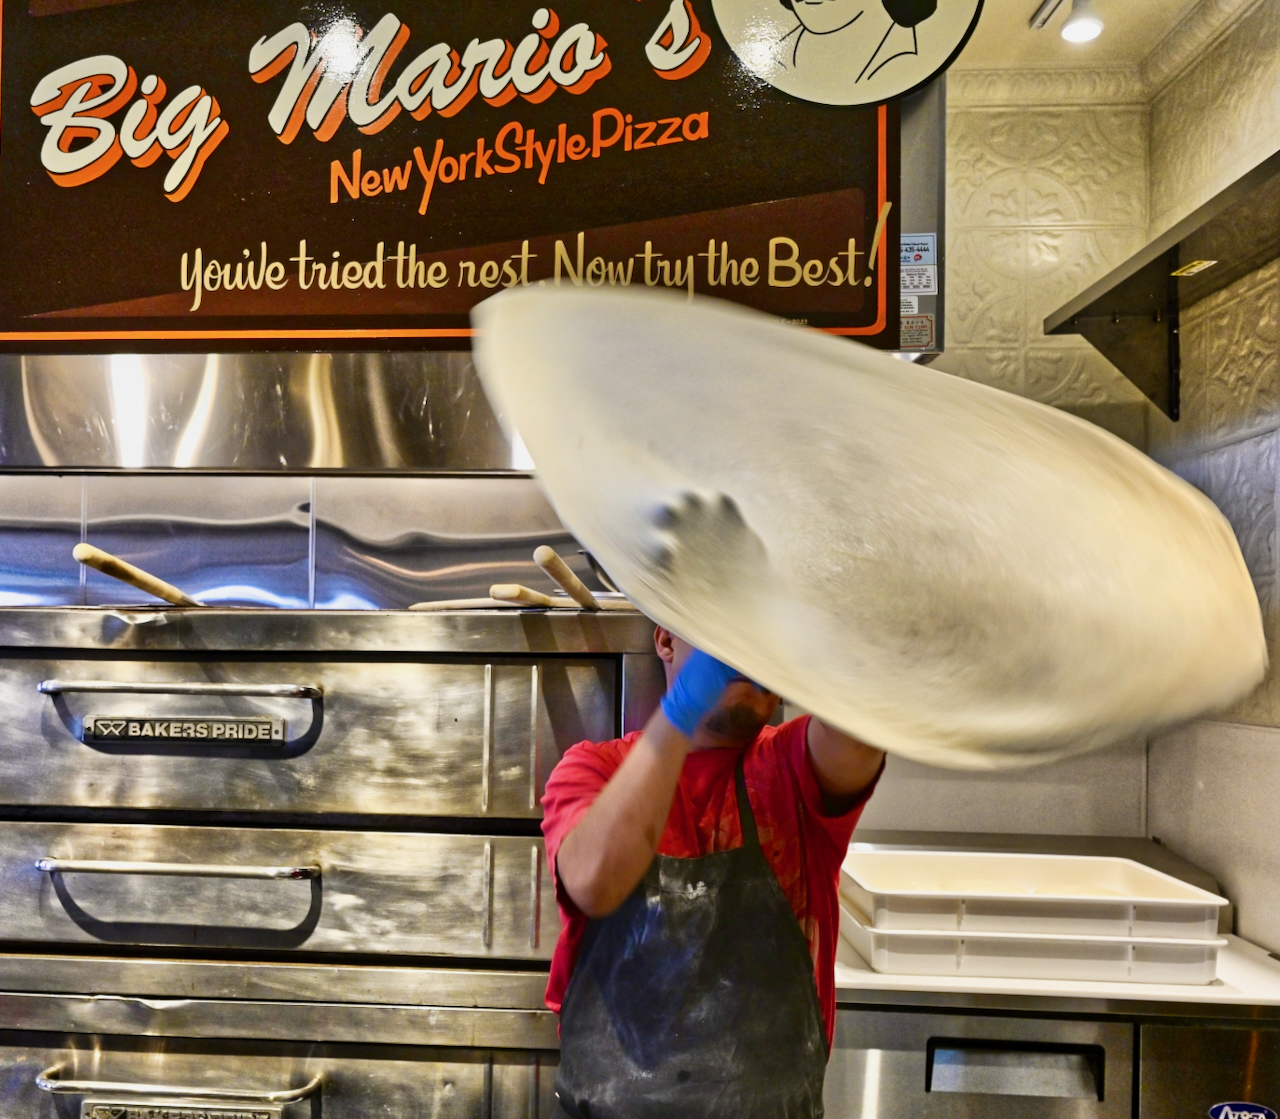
[1,1029,558,1118]
[826,1007,1133,1117]
[4,822,559,959]
[3,655,616,817]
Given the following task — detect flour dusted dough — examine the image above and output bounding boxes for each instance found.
[472,287,1265,769]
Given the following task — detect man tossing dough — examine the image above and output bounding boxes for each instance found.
[542,626,886,1117]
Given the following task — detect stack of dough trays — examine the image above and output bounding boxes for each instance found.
[839,850,1229,985]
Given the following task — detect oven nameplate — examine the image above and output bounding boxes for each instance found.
[83,716,285,743]
[83,1102,281,1119]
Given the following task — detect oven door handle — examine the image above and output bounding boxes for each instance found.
[37,679,323,698]
[36,1066,322,1102]
[35,858,321,880]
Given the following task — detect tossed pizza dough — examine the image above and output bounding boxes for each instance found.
[472,287,1265,769]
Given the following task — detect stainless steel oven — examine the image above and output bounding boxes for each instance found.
[0,606,665,1117]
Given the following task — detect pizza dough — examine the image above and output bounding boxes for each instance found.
[472,287,1265,769]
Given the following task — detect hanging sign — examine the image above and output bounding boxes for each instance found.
[714,0,983,107]
[0,0,909,351]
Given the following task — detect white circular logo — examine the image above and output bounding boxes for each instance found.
[711,0,983,106]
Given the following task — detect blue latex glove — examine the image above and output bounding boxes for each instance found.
[660,650,741,736]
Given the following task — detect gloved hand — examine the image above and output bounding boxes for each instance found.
[659,650,741,737]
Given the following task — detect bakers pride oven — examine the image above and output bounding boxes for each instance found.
[0,605,665,1118]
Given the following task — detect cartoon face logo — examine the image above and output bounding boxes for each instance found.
[712,0,982,105]
[785,0,876,37]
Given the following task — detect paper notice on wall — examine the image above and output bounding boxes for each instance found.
[901,295,919,314]
[901,265,938,294]
[901,234,937,266]
[900,314,935,349]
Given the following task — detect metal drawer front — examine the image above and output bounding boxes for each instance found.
[0,955,553,1011]
[2,656,616,816]
[826,1008,1133,1118]
[0,1031,558,1118]
[0,990,558,1050]
[1140,1023,1280,1119]
[5,823,560,958]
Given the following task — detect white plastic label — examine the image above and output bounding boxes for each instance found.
[900,314,935,350]
[901,265,937,295]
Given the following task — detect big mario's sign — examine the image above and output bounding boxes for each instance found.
[0,0,917,351]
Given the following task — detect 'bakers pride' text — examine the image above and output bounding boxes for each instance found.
[88,719,281,741]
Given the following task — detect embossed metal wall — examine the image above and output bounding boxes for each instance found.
[939,0,1280,435]
[1148,0,1280,240]
[933,70,1150,420]
[1143,254,1280,959]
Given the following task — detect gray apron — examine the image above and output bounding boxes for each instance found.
[554,755,829,1118]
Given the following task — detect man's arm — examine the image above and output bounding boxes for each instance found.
[806,719,886,809]
[556,709,690,918]
[556,651,737,919]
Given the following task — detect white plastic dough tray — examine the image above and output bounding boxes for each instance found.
[839,902,1227,984]
[840,850,1227,938]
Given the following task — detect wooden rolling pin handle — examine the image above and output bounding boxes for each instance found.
[72,543,202,608]
[532,545,600,610]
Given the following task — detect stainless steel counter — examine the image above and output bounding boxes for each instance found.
[830,832,1280,1119]
[836,934,1280,1021]
[830,937,1280,1119]
[833,829,1280,1021]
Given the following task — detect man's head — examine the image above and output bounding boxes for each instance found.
[655,626,780,750]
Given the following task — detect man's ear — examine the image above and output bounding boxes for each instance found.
[654,626,677,666]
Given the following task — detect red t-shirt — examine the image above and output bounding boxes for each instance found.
[541,716,879,1048]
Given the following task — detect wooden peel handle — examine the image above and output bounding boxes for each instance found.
[73,544,202,608]
[489,583,635,611]
[490,583,561,608]
[408,597,520,611]
[533,545,600,609]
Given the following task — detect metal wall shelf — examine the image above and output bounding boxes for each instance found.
[1045,148,1280,420]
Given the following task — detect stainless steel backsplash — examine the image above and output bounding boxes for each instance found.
[0,352,522,471]
[0,352,610,607]
[0,473,602,609]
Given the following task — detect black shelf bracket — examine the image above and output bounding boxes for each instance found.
[1051,248,1181,420]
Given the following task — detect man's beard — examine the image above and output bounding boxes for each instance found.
[702,702,769,742]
